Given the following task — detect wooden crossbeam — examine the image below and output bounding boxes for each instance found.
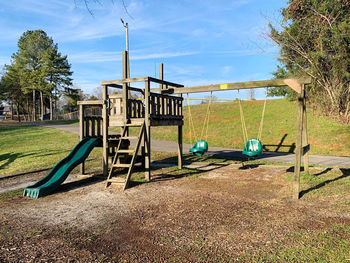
[101,76,183,88]
[151,77,311,94]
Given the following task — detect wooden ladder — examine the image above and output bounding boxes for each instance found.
[106,121,145,190]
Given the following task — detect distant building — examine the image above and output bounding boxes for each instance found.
[0,105,11,116]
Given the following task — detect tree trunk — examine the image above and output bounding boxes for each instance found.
[33,90,36,122]
[40,90,44,121]
[11,102,14,120]
[50,93,53,120]
[17,103,21,123]
[26,98,31,121]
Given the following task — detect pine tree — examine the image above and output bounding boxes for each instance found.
[11,30,73,121]
[1,62,26,121]
[41,44,73,120]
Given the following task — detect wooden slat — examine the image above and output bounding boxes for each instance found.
[101,77,148,85]
[79,104,85,175]
[294,89,304,199]
[102,85,109,177]
[101,76,183,88]
[152,77,311,94]
[78,100,104,105]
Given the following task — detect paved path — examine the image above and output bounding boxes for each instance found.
[39,123,350,168]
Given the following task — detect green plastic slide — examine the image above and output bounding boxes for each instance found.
[23,137,101,199]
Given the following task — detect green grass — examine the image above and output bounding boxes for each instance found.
[0,188,23,200]
[0,125,80,176]
[237,223,350,262]
[151,99,350,156]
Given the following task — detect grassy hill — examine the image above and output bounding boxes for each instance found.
[151,99,350,156]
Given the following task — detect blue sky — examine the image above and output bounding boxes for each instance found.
[0,0,286,100]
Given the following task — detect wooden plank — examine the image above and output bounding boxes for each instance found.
[78,100,104,105]
[150,119,184,126]
[107,83,144,93]
[178,124,183,170]
[97,118,101,137]
[101,76,183,88]
[302,86,309,174]
[159,63,164,90]
[101,77,148,85]
[148,76,184,87]
[102,85,109,177]
[284,79,303,93]
[154,77,311,94]
[85,117,90,137]
[144,79,151,181]
[79,104,85,175]
[91,118,95,137]
[122,51,129,133]
[294,90,304,199]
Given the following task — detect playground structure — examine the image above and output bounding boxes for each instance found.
[25,50,311,199]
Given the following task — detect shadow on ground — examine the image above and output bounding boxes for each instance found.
[300,168,350,198]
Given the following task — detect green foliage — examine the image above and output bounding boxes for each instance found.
[269,0,350,122]
[1,30,73,120]
[0,125,79,176]
[62,87,85,112]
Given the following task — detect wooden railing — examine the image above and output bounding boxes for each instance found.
[109,93,182,121]
[83,116,103,137]
[127,99,144,118]
[149,93,183,119]
[78,101,103,138]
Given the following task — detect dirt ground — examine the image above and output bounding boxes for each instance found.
[0,163,349,262]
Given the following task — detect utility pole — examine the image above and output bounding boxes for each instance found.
[121,19,130,78]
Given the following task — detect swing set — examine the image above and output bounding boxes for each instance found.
[186,89,268,159]
[187,92,213,156]
[153,76,310,199]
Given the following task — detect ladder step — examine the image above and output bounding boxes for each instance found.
[113,162,142,168]
[118,149,134,154]
[113,163,131,168]
[107,178,126,184]
[123,123,143,127]
[120,136,138,140]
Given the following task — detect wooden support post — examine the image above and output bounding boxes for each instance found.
[159,63,163,90]
[178,125,183,170]
[144,79,151,181]
[178,93,183,170]
[294,88,304,199]
[79,104,85,175]
[122,51,129,135]
[102,85,109,177]
[302,87,309,174]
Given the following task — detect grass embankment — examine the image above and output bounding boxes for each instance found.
[0,124,79,176]
[0,124,176,177]
[151,99,350,156]
[0,124,107,177]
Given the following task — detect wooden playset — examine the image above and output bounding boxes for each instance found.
[77,50,311,199]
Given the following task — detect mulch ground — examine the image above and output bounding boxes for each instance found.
[0,164,349,262]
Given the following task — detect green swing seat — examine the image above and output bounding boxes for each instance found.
[242,138,262,157]
[190,140,208,156]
